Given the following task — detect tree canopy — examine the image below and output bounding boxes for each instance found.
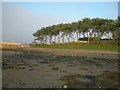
[33,17,119,44]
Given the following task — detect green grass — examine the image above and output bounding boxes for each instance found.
[30,41,119,52]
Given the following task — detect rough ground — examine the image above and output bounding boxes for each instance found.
[2,48,119,88]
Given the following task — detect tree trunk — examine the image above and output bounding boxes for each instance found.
[48,36,52,44]
[54,36,56,43]
[87,32,90,44]
[62,35,65,43]
[44,36,47,44]
[57,34,60,43]
[83,32,85,38]
[76,31,79,40]
[49,37,51,44]
[69,34,74,42]
[66,35,70,42]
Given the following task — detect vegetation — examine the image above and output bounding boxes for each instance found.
[33,17,119,44]
[1,42,29,49]
[32,17,119,51]
[30,41,118,51]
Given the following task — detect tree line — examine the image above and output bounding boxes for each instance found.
[33,17,119,44]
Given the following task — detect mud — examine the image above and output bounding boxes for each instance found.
[2,48,119,88]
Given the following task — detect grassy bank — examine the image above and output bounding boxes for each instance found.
[30,41,119,52]
[0,42,29,49]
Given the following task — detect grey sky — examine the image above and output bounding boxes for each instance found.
[0,2,2,42]
[2,3,72,43]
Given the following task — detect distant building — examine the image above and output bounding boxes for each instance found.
[100,37,113,40]
[73,37,113,43]
[77,38,88,43]
[73,37,88,43]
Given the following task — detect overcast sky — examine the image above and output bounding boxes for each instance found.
[2,2,118,43]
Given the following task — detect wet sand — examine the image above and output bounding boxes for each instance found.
[2,48,119,88]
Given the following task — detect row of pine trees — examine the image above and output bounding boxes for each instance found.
[33,17,119,44]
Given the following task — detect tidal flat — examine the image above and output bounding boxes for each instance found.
[2,48,119,88]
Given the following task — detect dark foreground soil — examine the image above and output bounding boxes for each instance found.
[2,48,119,88]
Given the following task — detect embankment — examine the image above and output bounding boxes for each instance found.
[0,42,29,49]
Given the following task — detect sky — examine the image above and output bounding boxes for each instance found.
[2,2,118,43]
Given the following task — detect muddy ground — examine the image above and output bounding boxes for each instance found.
[2,48,119,88]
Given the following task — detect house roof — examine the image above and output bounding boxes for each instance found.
[78,38,88,41]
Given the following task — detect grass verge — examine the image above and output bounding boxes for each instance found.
[30,42,119,52]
